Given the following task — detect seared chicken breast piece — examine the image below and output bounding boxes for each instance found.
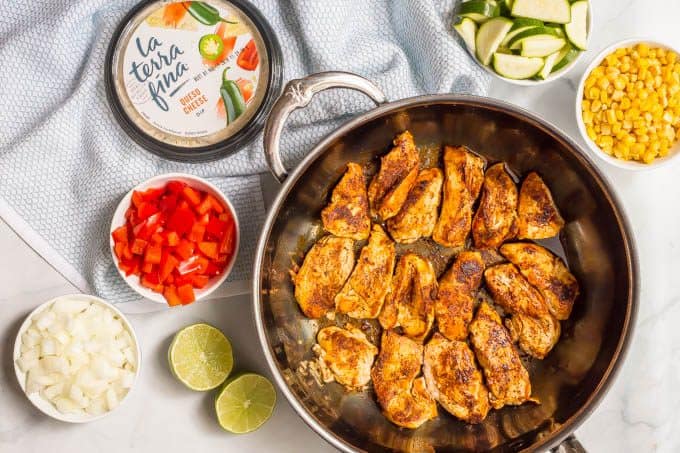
[423,333,490,423]
[435,251,485,341]
[505,313,561,360]
[484,263,548,318]
[432,146,485,248]
[472,163,519,249]
[371,331,437,428]
[379,254,438,342]
[315,326,378,390]
[500,243,579,320]
[485,263,560,359]
[335,225,396,319]
[321,163,371,240]
[469,302,532,409]
[387,167,443,244]
[517,172,565,240]
[368,131,420,220]
[292,236,355,319]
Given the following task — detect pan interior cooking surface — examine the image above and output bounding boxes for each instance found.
[258,101,634,452]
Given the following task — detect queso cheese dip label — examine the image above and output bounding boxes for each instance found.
[116,1,266,146]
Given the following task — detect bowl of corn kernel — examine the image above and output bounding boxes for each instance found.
[576,39,680,169]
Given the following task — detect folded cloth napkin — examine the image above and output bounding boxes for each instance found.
[0,0,490,313]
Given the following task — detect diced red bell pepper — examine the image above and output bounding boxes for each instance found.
[198,212,210,225]
[114,242,126,260]
[191,274,210,289]
[159,252,180,282]
[141,272,164,293]
[137,202,159,221]
[166,231,180,246]
[175,239,195,260]
[131,238,148,255]
[142,261,154,273]
[131,190,144,208]
[174,272,194,287]
[167,180,185,194]
[141,187,164,201]
[205,217,226,239]
[197,194,224,215]
[182,186,202,206]
[119,257,140,276]
[188,222,206,243]
[145,244,162,264]
[166,273,175,284]
[112,225,128,243]
[177,284,195,304]
[167,207,195,236]
[205,262,222,277]
[164,285,182,306]
[150,232,164,245]
[219,220,235,255]
[177,255,202,275]
[198,241,218,259]
[159,194,178,213]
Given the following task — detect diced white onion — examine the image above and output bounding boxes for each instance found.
[16,297,137,416]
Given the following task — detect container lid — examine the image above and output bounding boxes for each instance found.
[105,0,282,162]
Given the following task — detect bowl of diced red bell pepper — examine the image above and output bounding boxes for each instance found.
[110,173,239,306]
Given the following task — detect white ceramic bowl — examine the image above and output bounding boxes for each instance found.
[575,38,680,170]
[110,173,240,305]
[13,294,141,423]
[464,6,592,86]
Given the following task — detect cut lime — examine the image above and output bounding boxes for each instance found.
[215,373,276,434]
[168,323,233,391]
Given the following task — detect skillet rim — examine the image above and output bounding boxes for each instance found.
[252,94,639,453]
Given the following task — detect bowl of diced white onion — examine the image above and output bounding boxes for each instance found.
[13,294,140,423]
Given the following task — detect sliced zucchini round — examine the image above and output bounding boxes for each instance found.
[493,53,545,79]
[476,17,514,65]
[564,1,588,50]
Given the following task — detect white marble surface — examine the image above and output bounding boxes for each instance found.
[2,1,680,451]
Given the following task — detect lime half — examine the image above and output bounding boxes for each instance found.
[168,323,233,391]
[215,373,276,433]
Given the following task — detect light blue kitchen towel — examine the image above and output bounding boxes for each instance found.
[0,0,490,313]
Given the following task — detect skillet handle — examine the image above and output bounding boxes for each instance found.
[263,71,387,183]
[550,435,587,453]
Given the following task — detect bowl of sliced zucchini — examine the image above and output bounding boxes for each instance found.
[453,0,591,84]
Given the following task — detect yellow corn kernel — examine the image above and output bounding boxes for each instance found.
[598,78,611,90]
[612,122,622,134]
[587,86,600,100]
[606,109,617,123]
[582,110,594,125]
[586,126,597,141]
[591,100,602,112]
[600,91,609,103]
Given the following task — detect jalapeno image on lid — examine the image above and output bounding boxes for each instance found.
[105,0,282,162]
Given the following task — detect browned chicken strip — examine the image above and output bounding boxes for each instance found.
[500,243,579,320]
[379,254,438,342]
[315,325,378,390]
[469,302,532,409]
[432,146,485,248]
[435,251,485,341]
[505,313,561,360]
[423,333,490,423]
[485,263,560,359]
[368,131,420,220]
[292,236,355,319]
[472,163,518,249]
[387,167,443,244]
[371,331,437,428]
[321,163,371,240]
[335,225,396,319]
[484,263,548,318]
[517,172,565,240]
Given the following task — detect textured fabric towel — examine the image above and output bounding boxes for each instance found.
[0,0,490,313]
